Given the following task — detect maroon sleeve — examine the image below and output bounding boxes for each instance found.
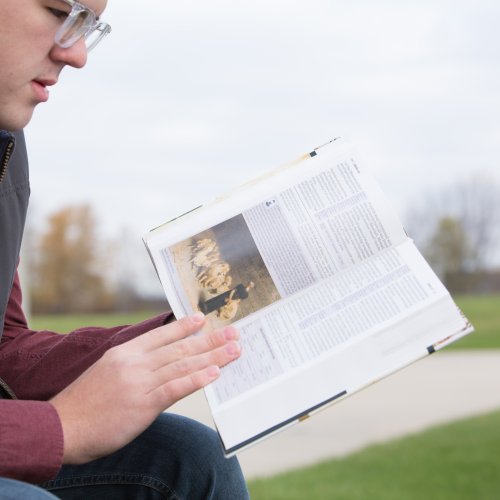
[0,271,174,482]
[0,400,64,483]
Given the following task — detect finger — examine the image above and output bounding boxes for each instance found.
[151,365,221,408]
[147,340,241,393]
[129,313,206,352]
[148,326,239,370]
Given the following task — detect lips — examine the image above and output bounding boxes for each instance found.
[31,78,57,103]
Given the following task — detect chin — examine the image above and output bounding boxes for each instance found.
[1,109,36,132]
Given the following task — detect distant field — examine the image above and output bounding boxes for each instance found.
[248,409,500,500]
[29,310,163,333]
[452,294,500,349]
[30,294,499,349]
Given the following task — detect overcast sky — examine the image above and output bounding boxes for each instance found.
[23,0,500,292]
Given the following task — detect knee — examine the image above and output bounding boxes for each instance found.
[0,478,59,499]
[151,413,249,499]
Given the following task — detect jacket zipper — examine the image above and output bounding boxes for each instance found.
[0,376,17,399]
[0,138,15,184]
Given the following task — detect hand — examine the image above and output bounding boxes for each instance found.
[50,314,240,464]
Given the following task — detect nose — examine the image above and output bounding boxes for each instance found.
[49,38,88,69]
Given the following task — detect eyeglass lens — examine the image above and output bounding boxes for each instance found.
[55,3,110,51]
[57,10,91,46]
[85,23,111,51]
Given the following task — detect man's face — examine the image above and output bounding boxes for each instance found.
[0,0,108,131]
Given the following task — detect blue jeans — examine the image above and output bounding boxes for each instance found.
[0,479,59,499]
[1,413,249,499]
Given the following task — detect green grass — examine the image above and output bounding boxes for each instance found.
[29,310,164,333]
[450,294,500,349]
[248,409,500,500]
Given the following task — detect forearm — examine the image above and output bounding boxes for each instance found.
[0,313,173,400]
[0,399,63,483]
[1,267,174,400]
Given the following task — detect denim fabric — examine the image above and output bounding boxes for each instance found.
[0,478,59,499]
[40,413,249,500]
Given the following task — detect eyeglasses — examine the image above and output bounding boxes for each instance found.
[54,0,111,52]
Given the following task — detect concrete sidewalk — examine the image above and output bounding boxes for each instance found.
[169,351,500,479]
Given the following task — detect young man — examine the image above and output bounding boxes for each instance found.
[0,1,249,498]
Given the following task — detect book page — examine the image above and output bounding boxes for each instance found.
[243,158,402,296]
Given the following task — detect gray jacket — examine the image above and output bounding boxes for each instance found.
[0,130,30,339]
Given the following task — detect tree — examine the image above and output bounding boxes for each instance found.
[425,216,473,281]
[405,175,500,273]
[31,204,113,313]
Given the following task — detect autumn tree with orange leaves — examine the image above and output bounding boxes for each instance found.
[30,204,113,313]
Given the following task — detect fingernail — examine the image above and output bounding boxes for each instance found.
[226,341,241,356]
[223,326,238,341]
[191,312,205,324]
[207,365,220,378]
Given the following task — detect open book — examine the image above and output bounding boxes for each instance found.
[144,138,473,455]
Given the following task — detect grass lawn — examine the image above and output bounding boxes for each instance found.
[248,409,500,500]
[451,294,500,349]
[29,310,163,333]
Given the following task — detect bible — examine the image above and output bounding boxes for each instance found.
[143,137,473,455]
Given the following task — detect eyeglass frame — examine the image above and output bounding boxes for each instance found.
[53,0,111,52]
